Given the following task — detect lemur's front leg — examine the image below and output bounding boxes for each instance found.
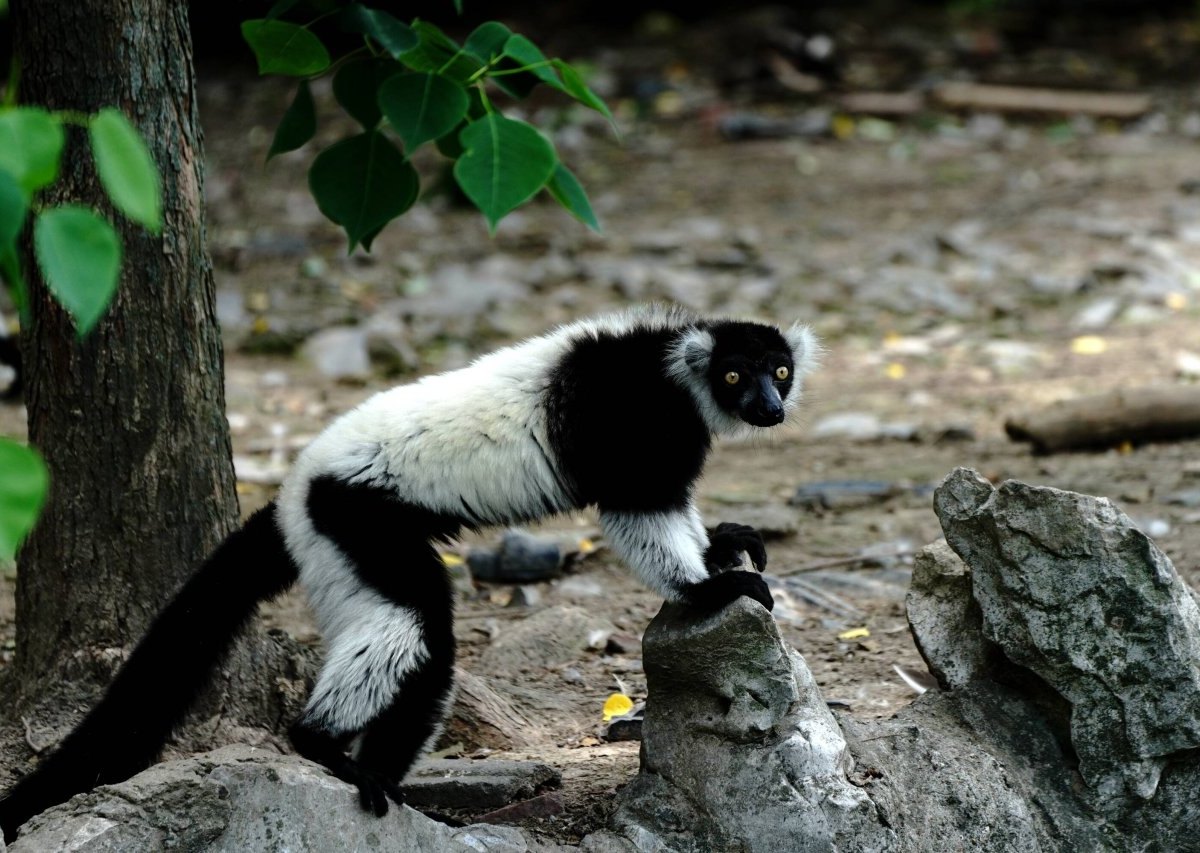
[600,506,773,613]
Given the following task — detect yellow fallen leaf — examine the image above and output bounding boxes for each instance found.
[577,538,596,554]
[602,692,634,722]
[1118,440,1134,455]
[251,317,270,335]
[441,553,464,568]
[1071,335,1107,355]
[832,114,855,141]
[838,627,870,641]
[1166,292,1188,311]
[885,362,906,380]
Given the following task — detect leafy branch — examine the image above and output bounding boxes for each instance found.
[243,4,614,241]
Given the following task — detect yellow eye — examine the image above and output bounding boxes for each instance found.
[775,366,790,381]
[724,371,740,385]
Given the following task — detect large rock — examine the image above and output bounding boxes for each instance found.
[612,599,892,852]
[934,467,1200,810]
[9,746,572,852]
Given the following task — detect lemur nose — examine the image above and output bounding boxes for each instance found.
[758,399,784,423]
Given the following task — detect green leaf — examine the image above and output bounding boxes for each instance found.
[453,0,463,13]
[0,439,48,561]
[378,73,469,152]
[88,108,162,233]
[268,80,317,159]
[0,108,65,197]
[453,115,557,232]
[333,58,399,130]
[400,21,481,82]
[502,35,562,89]
[339,4,417,59]
[553,59,616,126]
[0,169,26,250]
[308,131,419,251]
[33,206,122,335]
[546,163,599,232]
[241,19,331,77]
[463,21,512,62]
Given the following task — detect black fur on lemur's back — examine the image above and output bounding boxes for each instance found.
[0,306,819,842]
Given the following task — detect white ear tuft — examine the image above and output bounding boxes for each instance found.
[786,323,823,376]
[677,327,715,375]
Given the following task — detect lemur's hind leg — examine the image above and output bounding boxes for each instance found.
[294,476,460,815]
[288,601,451,816]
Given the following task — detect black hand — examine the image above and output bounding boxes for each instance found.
[704,522,768,574]
[683,570,774,613]
[344,766,406,817]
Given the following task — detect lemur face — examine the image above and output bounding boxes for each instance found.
[706,322,795,427]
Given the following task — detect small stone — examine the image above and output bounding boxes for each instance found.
[1072,297,1122,330]
[468,530,562,583]
[605,632,642,655]
[810,412,883,441]
[1165,490,1200,509]
[300,326,371,382]
[556,577,605,597]
[300,256,328,279]
[1176,351,1200,379]
[790,480,900,510]
[507,585,542,608]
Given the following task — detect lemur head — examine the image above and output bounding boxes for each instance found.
[668,319,820,433]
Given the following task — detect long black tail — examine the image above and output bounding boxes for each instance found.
[0,502,299,843]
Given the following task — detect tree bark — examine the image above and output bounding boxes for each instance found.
[4,0,309,740]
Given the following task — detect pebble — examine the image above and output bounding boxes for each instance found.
[300,326,371,382]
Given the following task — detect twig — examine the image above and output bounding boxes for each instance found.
[776,549,919,576]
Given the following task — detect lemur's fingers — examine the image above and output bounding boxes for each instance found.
[357,776,390,817]
[684,571,774,613]
[739,530,768,573]
[705,523,768,573]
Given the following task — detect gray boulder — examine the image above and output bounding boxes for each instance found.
[934,467,1200,810]
[612,599,892,852]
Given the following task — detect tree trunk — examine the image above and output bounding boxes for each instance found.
[6,1,309,738]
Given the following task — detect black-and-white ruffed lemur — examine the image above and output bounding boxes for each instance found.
[0,305,819,841]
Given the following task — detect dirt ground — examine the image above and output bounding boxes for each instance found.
[5,12,1200,844]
